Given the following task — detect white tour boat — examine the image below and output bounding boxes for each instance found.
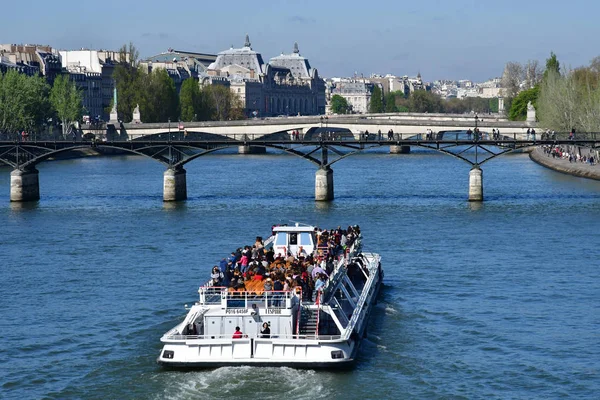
[157,224,383,368]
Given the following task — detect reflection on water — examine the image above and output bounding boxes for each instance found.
[9,200,39,212]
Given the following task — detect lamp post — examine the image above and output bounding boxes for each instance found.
[168,118,171,142]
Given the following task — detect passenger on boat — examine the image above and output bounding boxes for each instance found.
[297,246,308,259]
[263,277,273,291]
[260,322,271,338]
[311,263,328,280]
[232,327,243,339]
[211,266,223,286]
[314,274,326,300]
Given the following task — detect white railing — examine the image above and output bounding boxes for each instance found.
[163,333,344,341]
[198,287,300,308]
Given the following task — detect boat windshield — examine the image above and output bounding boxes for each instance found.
[275,233,287,246]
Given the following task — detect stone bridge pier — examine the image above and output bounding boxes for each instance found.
[469,166,483,202]
[315,167,334,201]
[163,167,187,202]
[10,168,40,202]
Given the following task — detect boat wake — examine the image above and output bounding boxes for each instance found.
[153,366,336,400]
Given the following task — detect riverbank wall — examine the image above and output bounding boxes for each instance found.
[529,146,600,181]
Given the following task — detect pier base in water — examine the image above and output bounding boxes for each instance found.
[468,166,483,202]
[10,168,40,202]
[315,168,334,201]
[390,145,411,154]
[163,168,187,202]
[238,145,266,154]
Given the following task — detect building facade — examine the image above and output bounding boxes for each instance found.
[59,50,126,120]
[204,36,325,117]
[329,79,374,114]
[0,44,62,82]
[140,49,217,93]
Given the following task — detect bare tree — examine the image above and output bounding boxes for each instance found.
[501,62,524,99]
[524,60,542,89]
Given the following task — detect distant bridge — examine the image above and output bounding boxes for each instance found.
[2,131,598,204]
[106,113,536,141]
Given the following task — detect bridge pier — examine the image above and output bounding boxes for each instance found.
[468,166,483,202]
[390,145,411,154]
[10,168,40,202]
[238,145,266,154]
[163,167,187,202]
[315,167,334,201]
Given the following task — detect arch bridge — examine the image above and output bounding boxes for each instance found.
[1,131,598,203]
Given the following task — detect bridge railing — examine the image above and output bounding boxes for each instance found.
[3,131,599,144]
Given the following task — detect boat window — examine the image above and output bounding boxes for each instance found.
[275,233,287,246]
[299,232,313,246]
[289,233,298,245]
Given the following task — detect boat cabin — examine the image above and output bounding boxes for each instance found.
[272,225,316,258]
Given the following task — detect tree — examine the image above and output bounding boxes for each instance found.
[138,69,179,123]
[408,90,442,113]
[501,61,524,101]
[384,92,398,112]
[544,51,560,78]
[112,42,142,122]
[50,74,83,137]
[330,95,349,114]
[201,84,245,121]
[369,85,384,113]
[508,86,539,121]
[524,60,542,89]
[0,70,51,137]
[537,70,578,131]
[179,78,201,121]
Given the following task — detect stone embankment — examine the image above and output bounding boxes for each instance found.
[529,146,600,181]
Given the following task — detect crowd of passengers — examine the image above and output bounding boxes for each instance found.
[209,225,361,302]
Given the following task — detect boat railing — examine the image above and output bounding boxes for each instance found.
[342,255,380,340]
[163,332,343,341]
[198,286,301,309]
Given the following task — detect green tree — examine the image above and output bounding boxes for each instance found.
[179,78,201,121]
[138,69,179,123]
[508,86,539,121]
[408,90,442,113]
[544,51,560,79]
[330,94,349,114]
[384,92,398,112]
[50,74,83,137]
[0,70,51,137]
[369,85,384,113]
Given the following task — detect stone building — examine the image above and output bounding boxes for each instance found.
[0,44,62,83]
[204,36,325,117]
[65,66,103,120]
[59,49,127,120]
[140,50,217,93]
[329,79,375,114]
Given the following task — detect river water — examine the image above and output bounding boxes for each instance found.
[1,148,599,399]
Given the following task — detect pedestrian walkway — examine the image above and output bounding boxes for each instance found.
[530,146,600,181]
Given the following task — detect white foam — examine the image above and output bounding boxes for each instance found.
[151,367,337,400]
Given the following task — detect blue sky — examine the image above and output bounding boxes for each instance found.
[2,0,598,82]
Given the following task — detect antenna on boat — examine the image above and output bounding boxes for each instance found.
[289,220,311,227]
